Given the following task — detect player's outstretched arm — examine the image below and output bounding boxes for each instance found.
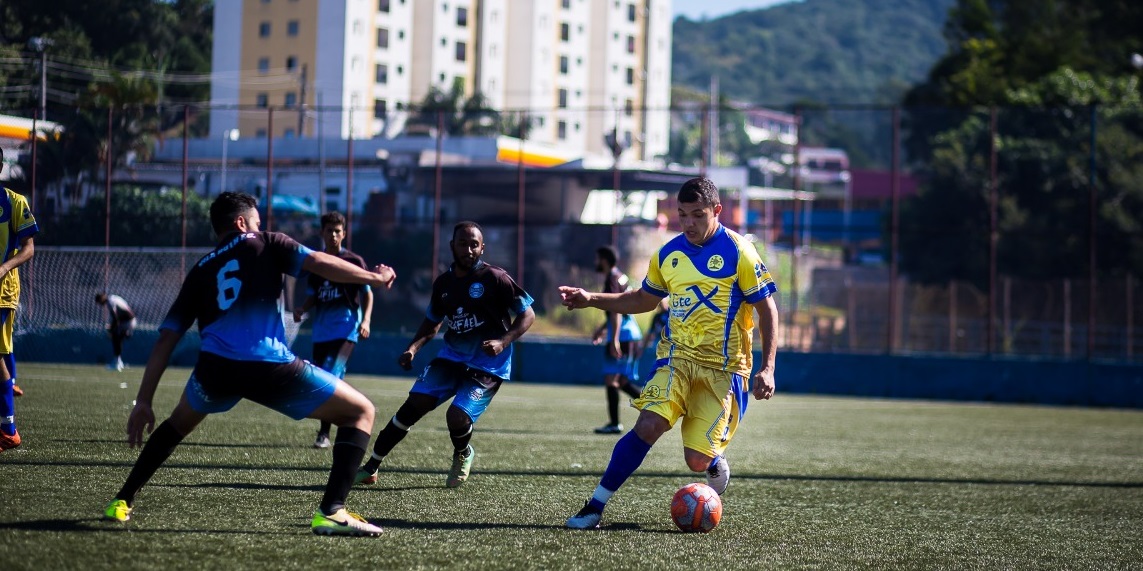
[559,286,660,315]
[303,251,396,290]
[482,306,535,357]
[127,328,183,447]
[751,296,779,401]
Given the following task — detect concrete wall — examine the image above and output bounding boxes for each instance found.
[17,330,1143,409]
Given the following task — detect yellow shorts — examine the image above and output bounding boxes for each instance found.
[633,357,749,459]
[0,308,13,354]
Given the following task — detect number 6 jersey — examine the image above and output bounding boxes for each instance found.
[161,232,313,363]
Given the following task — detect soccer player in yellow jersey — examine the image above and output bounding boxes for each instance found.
[0,147,39,453]
[560,177,779,529]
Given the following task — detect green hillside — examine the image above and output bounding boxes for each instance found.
[672,0,956,106]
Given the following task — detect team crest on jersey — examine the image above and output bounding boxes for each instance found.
[707,255,724,271]
[469,282,485,298]
[671,257,678,268]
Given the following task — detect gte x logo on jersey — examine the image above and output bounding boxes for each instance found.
[676,285,721,320]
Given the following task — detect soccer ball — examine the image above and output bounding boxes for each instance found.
[670,482,722,533]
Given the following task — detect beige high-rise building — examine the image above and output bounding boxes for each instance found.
[210,0,671,164]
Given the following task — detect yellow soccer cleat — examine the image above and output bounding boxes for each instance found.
[103,499,132,523]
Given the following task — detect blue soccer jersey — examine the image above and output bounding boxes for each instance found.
[427,260,533,380]
[304,248,370,343]
[161,232,312,363]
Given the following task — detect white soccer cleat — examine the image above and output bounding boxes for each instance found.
[706,456,730,495]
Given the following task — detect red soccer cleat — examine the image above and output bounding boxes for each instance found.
[0,429,21,452]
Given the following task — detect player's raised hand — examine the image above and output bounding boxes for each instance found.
[373,264,397,288]
[559,286,591,310]
[126,400,156,449]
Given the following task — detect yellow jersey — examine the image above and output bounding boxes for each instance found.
[0,188,39,309]
[642,225,776,375]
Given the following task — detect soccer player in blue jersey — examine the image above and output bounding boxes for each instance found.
[559,177,780,529]
[0,148,37,453]
[102,192,397,537]
[590,245,643,435]
[293,212,373,449]
[355,221,534,488]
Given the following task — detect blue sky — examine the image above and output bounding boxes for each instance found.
[672,0,796,20]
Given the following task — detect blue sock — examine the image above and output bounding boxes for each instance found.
[1,379,14,435]
[590,431,653,510]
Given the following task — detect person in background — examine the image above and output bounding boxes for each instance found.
[294,212,373,449]
[96,292,136,372]
[589,245,643,435]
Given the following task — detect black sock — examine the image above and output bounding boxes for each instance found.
[320,426,370,515]
[606,385,620,425]
[318,421,331,436]
[619,380,641,399]
[449,422,473,455]
[363,418,410,472]
[115,420,186,506]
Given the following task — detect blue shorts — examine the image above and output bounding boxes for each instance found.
[601,340,639,381]
[410,358,503,423]
[185,352,338,420]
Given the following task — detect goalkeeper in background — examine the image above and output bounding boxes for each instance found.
[95,292,136,372]
[0,146,38,452]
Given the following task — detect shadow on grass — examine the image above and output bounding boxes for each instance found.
[53,439,301,449]
[0,518,288,535]
[7,458,1141,490]
[369,518,651,533]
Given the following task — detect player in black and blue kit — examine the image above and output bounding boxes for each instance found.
[293,212,373,450]
[355,221,534,488]
[102,192,396,537]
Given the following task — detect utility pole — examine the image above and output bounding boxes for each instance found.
[29,37,54,122]
[297,64,308,136]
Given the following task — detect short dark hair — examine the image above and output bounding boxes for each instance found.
[677,177,720,208]
[210,192,258,235]
[596,245,618,266]
[320,211,346,229]
[452,220,483,240]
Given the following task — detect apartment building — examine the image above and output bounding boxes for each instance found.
[210,0,671,164]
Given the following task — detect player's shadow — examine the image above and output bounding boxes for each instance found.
[53,438,298,449]
[0,519,286,535]
[370,518,646,532]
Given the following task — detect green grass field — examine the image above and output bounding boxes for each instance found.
[1,363,1141,570]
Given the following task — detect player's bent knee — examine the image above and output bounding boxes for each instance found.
[683,450,712,472]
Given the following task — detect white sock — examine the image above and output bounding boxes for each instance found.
[591,484,614,506]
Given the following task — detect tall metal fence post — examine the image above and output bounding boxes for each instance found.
[266,107,275,232]
[433,110,444,277]
[1087,103,1098,359]
[888,106,901,354]
[987,107,999,357]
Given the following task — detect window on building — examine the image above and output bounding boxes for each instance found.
[455,41,467,62]
[558,89,568,108]
[374,99,387,119]
[457,7,468,27]
[256,93,268,108]
[628,3,637,22]
[398,30,405,39]
[258,57,270,73]
[441,37,447,47]
[560,23,570,42]
[377,28,389,49]
[626,67,634,85]
[562,0,570,8]
[285,92,297,106]
[375,64,388,84]
[259,22,271,37]
[397,65,404,75]
[378,0,389,12]
[559,56,568,74]
[557,120,567,140]
[286,56,298,72]
[287,20,299,36]
[627,35,635,53]
[625,99,634,116]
